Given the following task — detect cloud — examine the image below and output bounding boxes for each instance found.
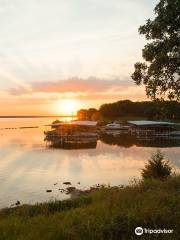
[8,86,32,96]
[8,76,134,95]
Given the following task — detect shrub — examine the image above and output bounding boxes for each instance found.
[142,151,172,180]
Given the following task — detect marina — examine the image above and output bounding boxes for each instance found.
[44,120,180,149]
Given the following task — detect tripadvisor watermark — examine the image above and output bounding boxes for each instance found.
[135,227,173,236]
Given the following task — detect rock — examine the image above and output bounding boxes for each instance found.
[58,188,65,193]
[77,182,80,184]
[15,200,20,206]
[54,183,58,186]
[63,181,71,185]
[70,189,83,198]
[46,190,52,192]
[66,187,76,194]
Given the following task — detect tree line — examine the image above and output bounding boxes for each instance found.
[77,100,180,121]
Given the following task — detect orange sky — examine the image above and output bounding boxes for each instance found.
[0,0,156,115]
[0,85,146,115]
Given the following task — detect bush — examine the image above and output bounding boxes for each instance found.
[142,151,172,180]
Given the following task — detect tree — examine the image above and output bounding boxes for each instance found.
[132,0,180,100]
[86,108,97,120]
[77,109,88,120]
[142,151,172,180]
[77,108,97,120]
[91,111,103,121]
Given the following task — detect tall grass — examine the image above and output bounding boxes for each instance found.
[0,175,180,240]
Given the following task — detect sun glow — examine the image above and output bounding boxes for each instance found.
[56,99,80,116]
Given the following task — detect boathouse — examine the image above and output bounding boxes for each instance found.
[128,120,177,136]
[45,120,98,140]
[45,120,98,149]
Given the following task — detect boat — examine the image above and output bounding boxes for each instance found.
[170,131,180,136]
[104,123,130,135]
[105,122,123,130]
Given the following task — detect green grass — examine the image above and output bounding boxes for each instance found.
[0,176,180,240]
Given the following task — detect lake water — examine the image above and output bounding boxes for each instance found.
[0,118,180,209]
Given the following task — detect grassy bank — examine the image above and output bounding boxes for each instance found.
[0,176,180,240]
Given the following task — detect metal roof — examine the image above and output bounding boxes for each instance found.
[128,120,175,126]
[46,121,97,127]
[71,121,97,126]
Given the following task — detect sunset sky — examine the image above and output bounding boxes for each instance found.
[0,0,157,115]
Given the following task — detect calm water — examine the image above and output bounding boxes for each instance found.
[0,118,180,209]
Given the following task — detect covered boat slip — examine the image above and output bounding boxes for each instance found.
[128,120,180,136]
[45,121,98,149]
[45,121,97,138]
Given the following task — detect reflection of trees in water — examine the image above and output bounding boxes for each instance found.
[49,140,97,149]
[46,133,180,149]
[99,134,136,148]
[100,134,180,148]
[136,138,180,148]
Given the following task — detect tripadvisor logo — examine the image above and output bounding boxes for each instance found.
[135,227,174,236]
[135,227,143,236]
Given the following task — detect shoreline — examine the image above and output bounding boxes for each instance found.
[0,175,179,239]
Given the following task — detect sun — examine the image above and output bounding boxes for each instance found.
[56,99,80,116]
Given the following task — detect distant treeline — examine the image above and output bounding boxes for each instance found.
[77,100,180,121]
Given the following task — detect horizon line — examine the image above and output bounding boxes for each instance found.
[0,115,77,118]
